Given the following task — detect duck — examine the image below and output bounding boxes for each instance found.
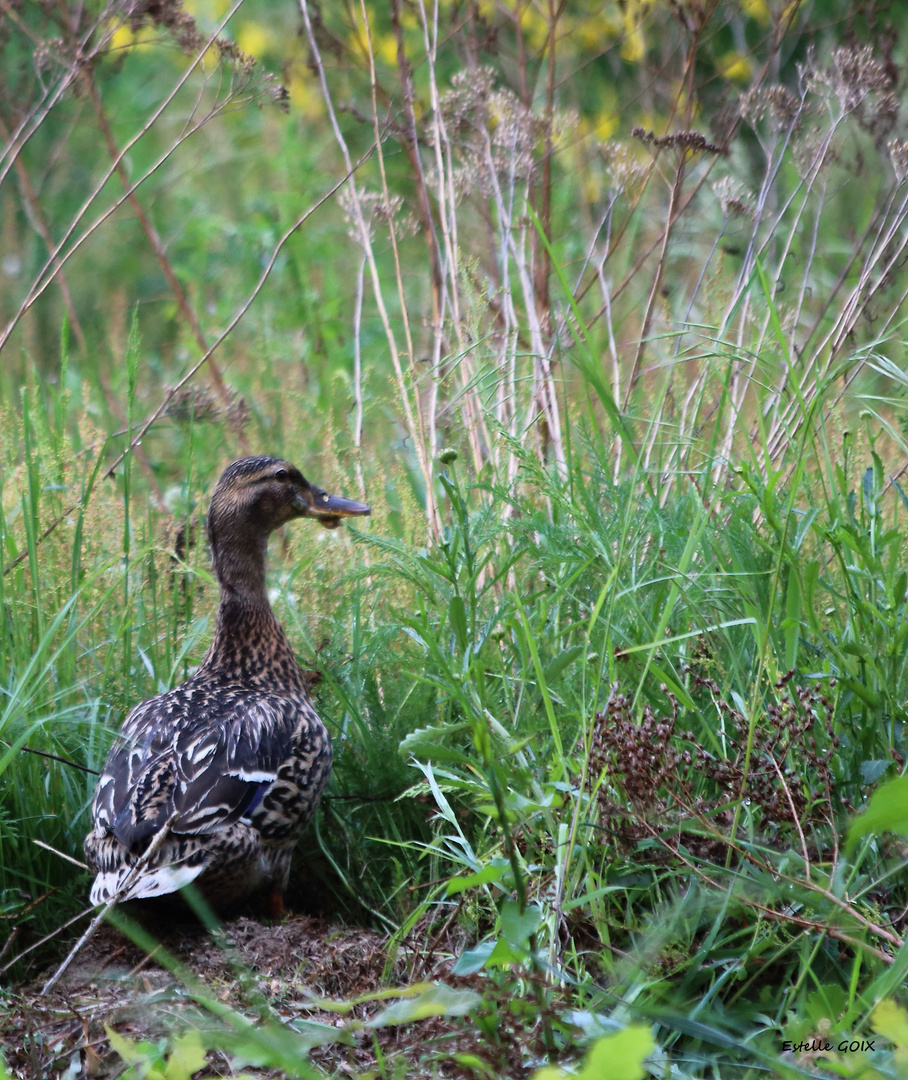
[83,456,370,915]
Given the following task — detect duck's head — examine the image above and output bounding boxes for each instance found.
[207,457,370,589]
[209,457,370,533]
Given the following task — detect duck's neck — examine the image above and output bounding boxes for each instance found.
[200,531,306,691]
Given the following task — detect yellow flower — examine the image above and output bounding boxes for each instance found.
[594,110,619,140]
[109,22,135,54]
[286,66,324,121]
[519,5,550,50]
[573,13,621,52]
[104,18,155,56]
[582,172,603,203]
[236,22,270,60]
[740,0,771,24]
[620,1,646,63]
[184,0,232,17]
[718,49,753,83]
[621,25,645,63]
[374,31,399,68]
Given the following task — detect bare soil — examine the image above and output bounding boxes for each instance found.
[0,915,502,1079]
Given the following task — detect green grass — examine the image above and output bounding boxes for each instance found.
[5,0,908,1076]
[7,396,908,1076]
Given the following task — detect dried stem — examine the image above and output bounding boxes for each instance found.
[81,72,247,451]
[41,812,179,995]
[298,0,438,536]
[2,156,369,575]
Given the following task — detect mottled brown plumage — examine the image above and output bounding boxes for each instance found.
[84,457,370,910]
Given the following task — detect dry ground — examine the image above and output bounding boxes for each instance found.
[0,914,520,1079]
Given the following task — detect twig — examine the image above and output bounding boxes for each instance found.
[41,811,179,995]
[0,21,182,507]
[641,820,896,965]
[17,744,100,775]
[0,0,110,188]
[94,367,168,507]
[127,946,162,979]
[623,147,687,410]
[0,906,92,975]
[654,785,904,953]
[0,926,18,965]
[81,71,247,450]
[0,886,59,922]
[766,754,811,873]
[0,0,249,355]
[299,0,438,537]
[32,840,89,871]
[0,111,87,353]
[1,152,371,577]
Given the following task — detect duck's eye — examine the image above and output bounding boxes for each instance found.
[274,468,288,480]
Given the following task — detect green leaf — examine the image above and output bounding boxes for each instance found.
[838,677,881,708]
[893,572,907,610]
[848,775,908,852]
[803,561,820,631]
[452,1053,499,1078]
[289,1018,354,1049]
[367,983,481,1027]
[106,1029,206,1080]
[840,640,869,658]
[446,859,510,895]
[449,595,468,649]
[784,569,800,671]
[105,1029,156,1070]
[399,722,472,763]
[582,1027,654,1080]
[162,1031,207,1080]
[647,663,696,709]
[543,644,584,683]
[444,935,523,975]
[860,759,892,785]
[500,900,542,949]
[506,789,562,812]
[872,999,908,1049]
[562,885,626,912]
[401,625,429,650]
[805,985,847,1028]
[484,936,523,968]
[530,1025,655,1080]
[453,940,497,974]
[311,981,438,1013]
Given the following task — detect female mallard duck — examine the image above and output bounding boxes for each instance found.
[84,456,370,914]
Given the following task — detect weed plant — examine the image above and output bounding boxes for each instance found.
[4,0,908,1077]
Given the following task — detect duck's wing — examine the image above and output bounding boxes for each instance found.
[90,688,296,853]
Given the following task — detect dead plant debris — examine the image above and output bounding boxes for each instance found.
[0,915,507,1080]
[590,672,842,862]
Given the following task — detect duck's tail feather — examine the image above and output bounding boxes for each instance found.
[89,860,206,905]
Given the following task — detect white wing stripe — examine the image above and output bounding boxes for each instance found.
[226,769,276,783]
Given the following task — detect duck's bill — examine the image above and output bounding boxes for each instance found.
[308,488,371,528]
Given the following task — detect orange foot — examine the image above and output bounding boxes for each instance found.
[267,890,287,921]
